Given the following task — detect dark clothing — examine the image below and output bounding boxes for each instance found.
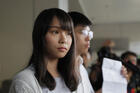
[89,63,103,91]
[127,73,140,93]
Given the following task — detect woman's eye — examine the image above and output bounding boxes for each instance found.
[52,30,59,34]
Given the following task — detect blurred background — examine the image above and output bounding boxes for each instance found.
[0,0,140,92]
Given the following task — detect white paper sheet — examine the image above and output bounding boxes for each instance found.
[102,58,127,93]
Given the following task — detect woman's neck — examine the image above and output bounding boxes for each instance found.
[45,57,60,78]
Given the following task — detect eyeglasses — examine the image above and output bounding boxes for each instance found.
[81,30,94,39]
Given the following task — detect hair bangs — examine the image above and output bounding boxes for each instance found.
[56,14,73,33]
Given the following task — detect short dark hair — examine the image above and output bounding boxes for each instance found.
[28,8,79,91]
[68,11,92,27]
[121,51,137,60]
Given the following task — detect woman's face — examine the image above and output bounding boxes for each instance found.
[45,16,72,59]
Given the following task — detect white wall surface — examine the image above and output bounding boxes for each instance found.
[92,23,140,57]
[34,0,58,19]
[0,0,33,87]
[59,0,68,12]
[94,23,140,42]
[79,0,140,24]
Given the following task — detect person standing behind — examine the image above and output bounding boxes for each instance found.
[69,11,128,93]
[68,11,94,93]
[121,51,139,93]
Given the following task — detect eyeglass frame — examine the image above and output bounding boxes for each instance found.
[79,29,94,40]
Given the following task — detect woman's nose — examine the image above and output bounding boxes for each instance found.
[59,32,67,44]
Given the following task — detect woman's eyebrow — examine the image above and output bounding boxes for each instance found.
[49,26,61,29]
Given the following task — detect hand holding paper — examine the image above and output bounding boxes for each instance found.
[102,58,127,93]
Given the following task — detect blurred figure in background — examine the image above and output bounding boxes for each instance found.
[102,40,115,53]
[121,51,140,93]
[89,46,127,93]
[121,51,137,66]
[137,59,140,69]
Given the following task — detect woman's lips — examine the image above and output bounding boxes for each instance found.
[57,47,67,52]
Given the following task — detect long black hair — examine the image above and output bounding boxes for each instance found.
[28,8,79,91]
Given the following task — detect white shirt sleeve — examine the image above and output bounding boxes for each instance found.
[74,57,94,93]
[9,80,34,93]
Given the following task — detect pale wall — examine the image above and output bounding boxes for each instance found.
[0,0,59,88]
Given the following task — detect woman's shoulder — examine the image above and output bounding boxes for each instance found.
[9,66,39,93]
[13,66,35,82]
[11,66,40,89]
[9,66,42,93]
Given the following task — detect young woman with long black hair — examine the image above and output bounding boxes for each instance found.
[9,8,79,93]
